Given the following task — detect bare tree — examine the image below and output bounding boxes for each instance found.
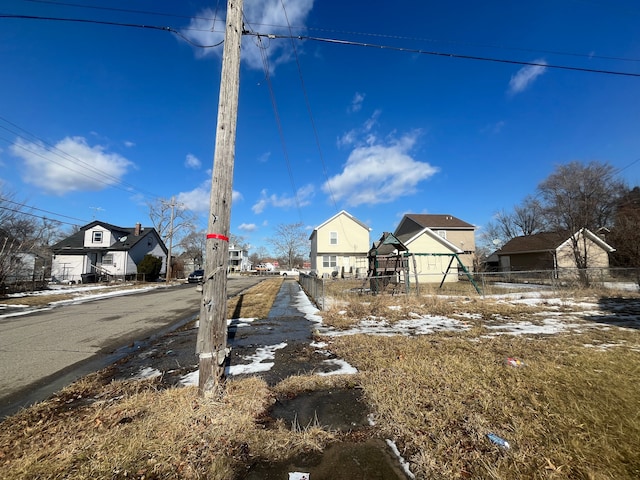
[177,228,206,269]
[0,190,61,288]
[480,196,546,250]
[147,197,197,251]
[269,222,308,269]
[609,186,640,283]
[538,161,626,283]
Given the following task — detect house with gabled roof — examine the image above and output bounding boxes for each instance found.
[50,221,167,283]
[309,210,371,278]
[393,214,476,283]
[496,228,615,273]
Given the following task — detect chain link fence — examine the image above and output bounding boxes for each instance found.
[299,268,639,309]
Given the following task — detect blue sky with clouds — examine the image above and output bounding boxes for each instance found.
[1,0,639,252]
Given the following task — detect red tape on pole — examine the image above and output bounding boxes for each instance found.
[207,233,229,242]
[206,233,229,242]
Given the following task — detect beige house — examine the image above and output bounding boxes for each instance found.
[497,228,615,273]
[393,214,476,283]
[309,210,371,277]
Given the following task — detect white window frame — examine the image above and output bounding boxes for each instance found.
[322,255,337,268]
[330,231,338,245]
[92,231,103,243]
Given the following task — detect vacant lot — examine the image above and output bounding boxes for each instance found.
[1,279,639,479]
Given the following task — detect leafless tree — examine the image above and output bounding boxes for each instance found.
[537,161,626,283]
[177,228,206,268]
[480,196,546,250]
[147,197,197,249]
[0,190,61,287]
[609,186,640,283]
[269,222,308,269]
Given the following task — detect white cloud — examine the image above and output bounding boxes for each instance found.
[508,59,547,95]
[238,223,257,232]
[181,0,314,71]
[323,131,438,206]
[251,184,315,214]
[185,153,202,169]
[178,181,242,212]
[349,92,365,113]
[10,136,132,195]
[337,110,380,148]
[124,140,135,148]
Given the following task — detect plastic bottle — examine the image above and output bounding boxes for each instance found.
[487,433,510,449]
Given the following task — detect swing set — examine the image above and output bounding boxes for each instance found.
[364,232,482,295]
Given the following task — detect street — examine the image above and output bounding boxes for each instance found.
[0,276,263,418]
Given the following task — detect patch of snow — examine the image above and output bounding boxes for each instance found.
[385,439,416,479]
[323,315,470,337]
[226,342,288,376]
[132,367,162,380]
[310,341,328,349]
[484,318,585,336]
[317,358,358,376]
[228,317,256,327]
[293,288,323,323]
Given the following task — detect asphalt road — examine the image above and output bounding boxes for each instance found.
[0,276,264,418]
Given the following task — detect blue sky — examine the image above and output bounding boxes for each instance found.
[1,0,639,253]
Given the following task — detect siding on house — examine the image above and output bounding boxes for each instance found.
[394,214,477,283]
[497,229,615,273]
[309,210,371,277]
[51,221,167,282]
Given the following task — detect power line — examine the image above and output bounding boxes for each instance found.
[247,32,640,78]
[0,14,225,48]
[19,0,640,64]
[0,197,89,223]
[0,204,85,227]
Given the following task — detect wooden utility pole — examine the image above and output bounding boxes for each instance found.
[165,196,176,281]
[196,0,243,396]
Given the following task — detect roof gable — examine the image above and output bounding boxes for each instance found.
[310,210,370,239]
[52,221,166,253]
[498,229,615,255]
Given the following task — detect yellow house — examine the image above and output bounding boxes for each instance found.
[393,214,476,283]
[309,210,371,277]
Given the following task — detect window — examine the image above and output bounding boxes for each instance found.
[322,255,337,268]
[437,230,447,239]
[92,231,103,243]
[330,231,338,245]
[101,254,113,265]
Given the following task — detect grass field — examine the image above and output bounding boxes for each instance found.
[1,279,639,479]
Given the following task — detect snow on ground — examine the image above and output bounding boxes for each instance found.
[0,283,162,318]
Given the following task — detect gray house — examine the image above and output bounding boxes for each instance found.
[51,221,167,283]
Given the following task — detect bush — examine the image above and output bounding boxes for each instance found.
[137,254,163,282]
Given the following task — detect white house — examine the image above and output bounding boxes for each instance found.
[51,221,167,283]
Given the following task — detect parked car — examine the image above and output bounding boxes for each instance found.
[279,268,300,277]
[187,269,204,283]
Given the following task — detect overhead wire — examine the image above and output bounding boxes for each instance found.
[0,197,89,224]
[0,14,225,48]
[17,0,640,64]
[245,32,640,78]
[0,116,162,200]
[276,0,359,250]
[243,16,304,221]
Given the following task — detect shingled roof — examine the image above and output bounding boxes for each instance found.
[51,221,163,253]
[404,214,475,229]
[497,232,568,254]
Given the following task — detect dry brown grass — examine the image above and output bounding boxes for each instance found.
[226,277,283,319]
[326,326,640,479]
[3,278,639,479]
[0,284,158,307]
[0,372,333,480]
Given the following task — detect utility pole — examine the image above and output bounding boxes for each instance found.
[196,0,243,396]
[165,196,177,281]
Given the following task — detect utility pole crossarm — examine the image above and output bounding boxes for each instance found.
[196,0,244,396]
